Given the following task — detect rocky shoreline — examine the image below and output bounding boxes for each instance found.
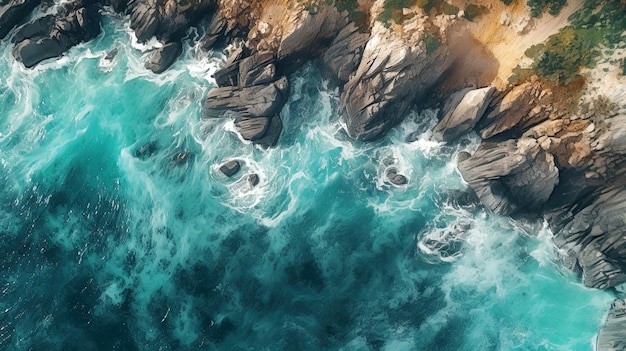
[2,0,626,345]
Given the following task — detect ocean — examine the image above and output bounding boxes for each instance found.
[0,14,615,350]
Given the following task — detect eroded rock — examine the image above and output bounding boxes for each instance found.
[145,41,182,74]
[458,138,559,215]
[0,0,41,40]
[434,86,495,142]
[12,4,100,68]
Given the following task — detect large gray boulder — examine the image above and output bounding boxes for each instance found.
[597,299,626,350]
[13,4,100,68]
[145,41,182,74]
[458,138,559,215]
[203,76,288,119]
[433,86,495,142]
[0,0,41,39]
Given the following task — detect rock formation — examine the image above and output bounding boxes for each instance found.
[12,1,101,67]
[0,0,41,39]
[597,298,626,350]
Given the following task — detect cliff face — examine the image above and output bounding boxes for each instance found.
[2,0,626,291]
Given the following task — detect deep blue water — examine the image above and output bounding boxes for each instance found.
[0,14,615,350]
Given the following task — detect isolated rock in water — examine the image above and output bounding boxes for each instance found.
[458,138,559,215]
[434,86,495,142]
[12,4,101,68]
[247,173,259,187]
[219,160,241,177]
[341,22,451,141]
[104,47,118,61]
[322,22,369,82]
[597,298,626,350]
[0,0,41,39]
[203,76,288,119]
[235,116,270,141]
[145,41,182,74]
[386,167,408,185]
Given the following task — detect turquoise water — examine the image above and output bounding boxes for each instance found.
[0,15,615,350]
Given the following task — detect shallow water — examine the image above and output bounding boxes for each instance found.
[0,15,614,350]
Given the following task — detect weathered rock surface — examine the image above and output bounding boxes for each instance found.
[341,22,451,141]
[145,41,182,73]
[126,0,212,43]
[546,182,626,289]
[203,76,288,119]
[234,116,270,141]
[13,3,100,68]
[321,22,369,82]
[458,138,559,215]
[238,51,276,87]
[219,160,241,177]
[476,80,553,139]
[597,298,626,350]
[434,86,495,142]
[0,0,41,39]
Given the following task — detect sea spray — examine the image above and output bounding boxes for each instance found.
[0,15,616,351]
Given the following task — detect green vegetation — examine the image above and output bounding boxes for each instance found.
[500,0,514,5]
[528,0,567,17]
[510,1,626,84]
[424,35,440,53]
[378,0,417,25]
[464,4,489,21]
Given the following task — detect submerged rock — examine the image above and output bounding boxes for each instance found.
[219,160,241,177]
[172,150,191,165]
[134,140,157,159]
[145,41,182,74]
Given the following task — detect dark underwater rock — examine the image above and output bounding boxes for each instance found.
[219,160,241,177]
[145,41,182,74]
[0,0,41,40]
[134,140,157,159]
